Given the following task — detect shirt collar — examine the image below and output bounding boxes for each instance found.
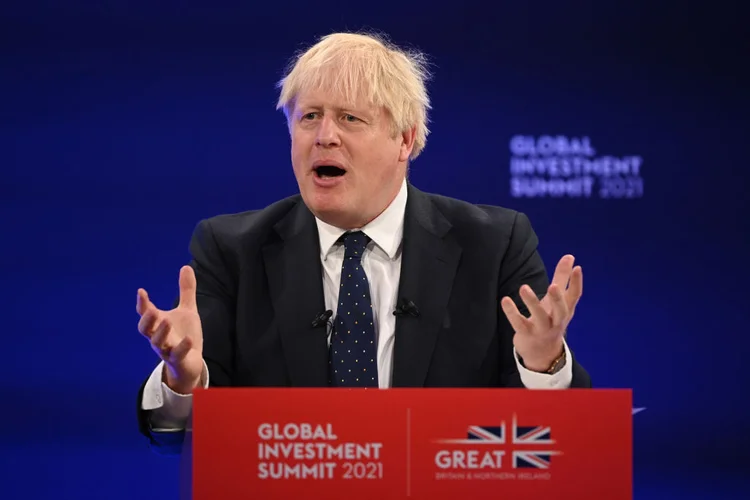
[315,178,407,261]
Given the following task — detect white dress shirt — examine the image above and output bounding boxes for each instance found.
[142,179,573,430]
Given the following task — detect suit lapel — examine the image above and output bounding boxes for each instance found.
[262,201,330,387]
[392,185,461,387]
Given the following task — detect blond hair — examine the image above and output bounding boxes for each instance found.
[276,31,432,160]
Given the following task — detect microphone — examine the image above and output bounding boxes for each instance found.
[393,298,420,317]
[311,310,333,328]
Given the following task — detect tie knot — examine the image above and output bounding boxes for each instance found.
[341,231,370,260]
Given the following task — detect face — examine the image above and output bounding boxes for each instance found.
[289,87,415,229]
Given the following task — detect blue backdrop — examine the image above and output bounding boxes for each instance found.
[2,1,748,498]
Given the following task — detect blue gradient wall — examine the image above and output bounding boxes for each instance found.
[2,1,748,498]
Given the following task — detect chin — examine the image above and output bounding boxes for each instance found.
[302,192,349,224]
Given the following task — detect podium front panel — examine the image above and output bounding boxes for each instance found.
[192,388,632,499]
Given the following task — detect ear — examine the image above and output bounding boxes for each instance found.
[398,125,417,162]
[284,99,298,134]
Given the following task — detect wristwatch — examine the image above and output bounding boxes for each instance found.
[545,349,567,374]
[517,348,566,374]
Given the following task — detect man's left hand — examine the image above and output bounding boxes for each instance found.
[501,254,583,372]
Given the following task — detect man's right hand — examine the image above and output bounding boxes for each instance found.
[137,265,204,395]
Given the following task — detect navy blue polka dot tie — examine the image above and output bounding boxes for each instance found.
[329,231,379,388]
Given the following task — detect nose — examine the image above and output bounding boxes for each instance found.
[315,115,341,148]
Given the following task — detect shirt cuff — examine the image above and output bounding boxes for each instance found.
[141,360,209,430]
[514,339,573,389]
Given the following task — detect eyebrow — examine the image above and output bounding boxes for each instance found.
[296,103,374,118]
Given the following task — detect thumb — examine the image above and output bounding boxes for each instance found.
[136,288,151,316]
[178,265,198,310]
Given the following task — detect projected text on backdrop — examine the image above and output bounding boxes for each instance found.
[508,135,644,199]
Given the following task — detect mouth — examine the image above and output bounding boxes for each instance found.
[313,165,347,179]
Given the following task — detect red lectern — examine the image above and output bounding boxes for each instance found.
[188,388,632,499]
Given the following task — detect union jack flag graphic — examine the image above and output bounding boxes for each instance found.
[433,414,562,469]
[434,423,506,444]
[468,425,504,442]
[512,416,557,469]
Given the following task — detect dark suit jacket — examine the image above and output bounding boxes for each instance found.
[137,183,591,452]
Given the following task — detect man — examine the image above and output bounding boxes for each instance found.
[136,31,591,453]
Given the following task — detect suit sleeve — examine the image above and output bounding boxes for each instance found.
[136,218,237,453]
[495,211,592,388]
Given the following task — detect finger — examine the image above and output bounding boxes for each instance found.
[138,308,161,338]
[136,289,151,316]
[519,284,549,330]
[179,266,198,310]
[547,283,569,328]
[170,336,193,363]
[501,296,533,335]
[565,266,583,312]
[149,318,172,351]
[551,254,575,290]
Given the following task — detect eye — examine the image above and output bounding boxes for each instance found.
[301,112,317,121]
[344,114,359,122]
